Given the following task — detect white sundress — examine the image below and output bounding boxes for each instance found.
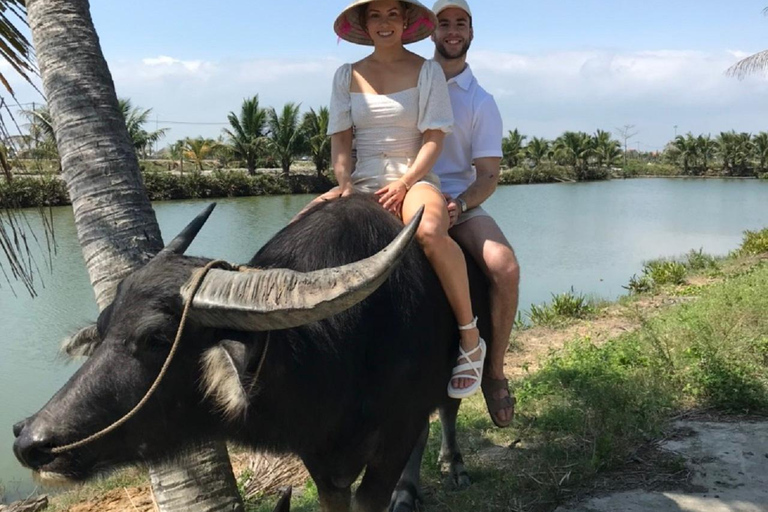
[327,59,454,194]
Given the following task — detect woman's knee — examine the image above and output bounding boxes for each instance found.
[416,220,448,252]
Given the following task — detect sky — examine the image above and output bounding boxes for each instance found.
[3,0,768,151]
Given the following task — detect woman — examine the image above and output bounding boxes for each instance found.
[325,0,484,398]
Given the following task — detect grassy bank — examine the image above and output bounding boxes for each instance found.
[15,228,768,512]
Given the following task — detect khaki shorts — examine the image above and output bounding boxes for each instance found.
[454,205,491,226]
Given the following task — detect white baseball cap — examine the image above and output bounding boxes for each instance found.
[432,0,472,17]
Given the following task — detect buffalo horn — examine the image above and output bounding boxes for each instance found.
[161,203,217,255]
[181,207,424,331]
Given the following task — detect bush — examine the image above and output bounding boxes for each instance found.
[739,228,768,256]
[685,248,719,271]
[528,288,595,326]
[622,161,678,177]
[0,175,69,208]
[643,260,687,286]
[499,163,574,185]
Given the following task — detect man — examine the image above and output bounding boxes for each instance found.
[431,0,520,427]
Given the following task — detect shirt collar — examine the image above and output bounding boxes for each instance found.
[447,63,474,91]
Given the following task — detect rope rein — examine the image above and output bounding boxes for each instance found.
[51,259,254,454]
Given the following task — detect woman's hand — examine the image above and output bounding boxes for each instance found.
[375,179,408,216]
[339,182,354,197]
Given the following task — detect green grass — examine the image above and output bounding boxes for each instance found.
[738,227,768,256]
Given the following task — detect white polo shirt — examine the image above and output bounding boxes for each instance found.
[433,64,503,199]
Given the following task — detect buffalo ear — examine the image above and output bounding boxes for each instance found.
[200,337,262,421]
[61,324,102,358]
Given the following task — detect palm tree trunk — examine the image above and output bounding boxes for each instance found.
[26,1,244,510]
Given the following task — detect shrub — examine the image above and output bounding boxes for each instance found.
[528,288,595,326]
[739,228,768,256]
[685,248,719,271]
[0,175,69,208]
[643,260,687,286]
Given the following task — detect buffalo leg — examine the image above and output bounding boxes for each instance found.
[439,399,470,489]
[302,465,352,512]
[353,423,425,512]
[389,422,428,512]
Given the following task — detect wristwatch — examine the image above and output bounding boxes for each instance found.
[456,197,468,213]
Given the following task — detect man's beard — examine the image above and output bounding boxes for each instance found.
[435,39,471,60]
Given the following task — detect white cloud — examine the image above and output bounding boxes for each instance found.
[4,49,767,150]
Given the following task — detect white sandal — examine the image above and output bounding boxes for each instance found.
[447,317,486,399]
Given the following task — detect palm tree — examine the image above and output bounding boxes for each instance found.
[753,132,768,173]
[671,134,698,175]
[267,102,305,177]
[0,0,35,96]
[20,104,60,163]
[525,137,551,167]
[695,134,717,175]
[224,95,268,175]
[727,7,768,78]
[591,130,621,170]
[118,98,167,158]
[554,131,593,179]
[25,1,243,510]
[302,106,331,178]
[501,128,526,168]
[184,137,217,171]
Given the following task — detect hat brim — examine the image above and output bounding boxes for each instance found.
[334,0,438,46]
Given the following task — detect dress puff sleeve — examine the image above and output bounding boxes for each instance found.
[327,63,353,135]
[417,60,453,134]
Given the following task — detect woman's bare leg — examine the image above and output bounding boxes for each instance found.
[402,184,480,390]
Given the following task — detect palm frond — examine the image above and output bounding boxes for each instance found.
[727,50,768,79]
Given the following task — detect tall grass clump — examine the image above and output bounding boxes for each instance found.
[528,288,596,326]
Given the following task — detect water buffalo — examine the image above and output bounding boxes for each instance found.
[12,195,486,512]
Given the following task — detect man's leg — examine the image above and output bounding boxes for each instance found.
[450,215,520,425]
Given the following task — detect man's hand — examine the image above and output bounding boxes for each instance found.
[445,196,460,228]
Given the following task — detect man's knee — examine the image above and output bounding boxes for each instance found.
[488,247,520,291]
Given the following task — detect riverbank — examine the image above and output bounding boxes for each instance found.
[9,227,765,511]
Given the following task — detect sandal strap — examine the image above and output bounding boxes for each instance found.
[458,316,478,331]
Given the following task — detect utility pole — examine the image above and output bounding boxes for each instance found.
[615,124,639,170]
[674,125,678,138]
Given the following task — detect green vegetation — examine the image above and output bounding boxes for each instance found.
[527,288,597,326]
[738,227,768,256]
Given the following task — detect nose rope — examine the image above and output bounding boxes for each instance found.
[51,259,234,454]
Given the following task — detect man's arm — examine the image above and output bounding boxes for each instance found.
[457,156,501,209]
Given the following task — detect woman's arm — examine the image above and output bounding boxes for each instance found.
[331,128,354,195]
[376,129,445,212]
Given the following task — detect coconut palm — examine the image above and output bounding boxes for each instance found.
[591,130,621,170]
[224,95,269,175]
[671,134,698,175]
[118,98,167,158]
[695,134,717,175]
[302,106,331,178]
[554,131,593,179]
[25,0,243,510]
[525,137,551,167]
[727,7,768,78]
[753,132,768,173]
[0,0,35,96]
[501,129,526,168]
[184,137,217,171]
[20,104,59,162]
[716,131,753,176]
[267,102,305,177]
